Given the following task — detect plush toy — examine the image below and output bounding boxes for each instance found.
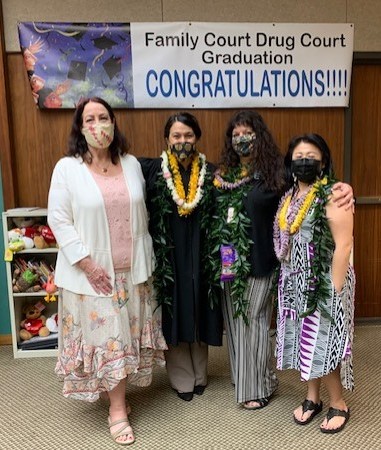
[19,301,50,341]
[46,313,58,333]
[12,216,41,229]
[34,225,57,249]
[12,267,41,293]
[42,274,57,302]
[8,228,35,251]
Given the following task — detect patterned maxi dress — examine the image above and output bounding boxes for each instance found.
[276,207,355,390]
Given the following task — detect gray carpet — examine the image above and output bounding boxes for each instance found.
[1,323,380,449]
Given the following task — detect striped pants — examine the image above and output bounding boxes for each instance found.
[222,274,279,404]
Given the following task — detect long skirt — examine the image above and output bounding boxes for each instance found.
[55,271,167,401]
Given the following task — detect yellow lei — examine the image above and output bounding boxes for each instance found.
[279,178,327,234]
[167,151,202,216]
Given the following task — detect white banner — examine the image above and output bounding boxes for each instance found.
[131,22,354,108]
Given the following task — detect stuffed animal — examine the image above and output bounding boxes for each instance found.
[19,301,50,341]
[42,274,57,302]
[33,225,57,249]
[12,267,41,293]
[8,228,35,251]
[46,313,58,333]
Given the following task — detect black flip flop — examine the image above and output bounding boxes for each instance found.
[320,407,350,434]
[294,399,323,425]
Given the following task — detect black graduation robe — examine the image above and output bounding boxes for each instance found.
[139,157,223,347]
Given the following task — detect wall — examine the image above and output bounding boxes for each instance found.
[2,0,381,52]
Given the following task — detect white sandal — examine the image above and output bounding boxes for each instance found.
[108,416,135,445]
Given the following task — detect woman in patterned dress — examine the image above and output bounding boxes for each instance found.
[274,133,355,434]
[48,97,167,445]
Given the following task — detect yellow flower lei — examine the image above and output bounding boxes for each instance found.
[279,177,327,234]
[162,150,206,216]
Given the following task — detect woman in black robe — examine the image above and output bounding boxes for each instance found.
[139,112,223,401]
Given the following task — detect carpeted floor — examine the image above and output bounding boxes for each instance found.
[1,323,380,450]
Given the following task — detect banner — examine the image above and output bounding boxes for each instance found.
[18,22,354,109]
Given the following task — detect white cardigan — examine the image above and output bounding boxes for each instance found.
[48,154,155,296]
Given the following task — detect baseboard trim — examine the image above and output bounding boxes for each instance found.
[0,334,12,345]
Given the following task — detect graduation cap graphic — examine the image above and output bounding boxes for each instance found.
[92,36,117,50]
[71,30,86,41]
[67,60,87,81]
[103,56,121,80]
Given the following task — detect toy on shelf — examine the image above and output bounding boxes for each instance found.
[12,266,41,293]
[38,261,57,302]
[4,216,57,261]
[34,225,57,249]
[11,258,57,300]
[19,301,50,341]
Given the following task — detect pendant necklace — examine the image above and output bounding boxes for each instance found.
[87,151,111,173]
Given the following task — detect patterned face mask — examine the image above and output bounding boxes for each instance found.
[169,142,197,161]
[232,133,256,157]
[82,122,115,149]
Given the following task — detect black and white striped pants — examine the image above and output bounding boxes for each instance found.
[222,274,279,404]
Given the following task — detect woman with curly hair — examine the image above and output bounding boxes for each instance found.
[212,110,353,410]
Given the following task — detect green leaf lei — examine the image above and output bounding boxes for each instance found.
[301,177,336,320]
[208,166,254,324]
[150,159,218,314]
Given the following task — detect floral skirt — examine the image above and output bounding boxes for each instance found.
[55,272,167,401]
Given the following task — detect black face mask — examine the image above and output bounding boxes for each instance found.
[291,158,321,184]
[169,142,196,161]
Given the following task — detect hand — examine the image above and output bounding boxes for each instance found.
[331,182,355,212]
[77,257,112,295]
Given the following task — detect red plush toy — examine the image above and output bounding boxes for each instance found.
[34,225,57,249]
[19,301,50,341]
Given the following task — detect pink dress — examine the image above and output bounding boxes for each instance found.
[55,171,167,401]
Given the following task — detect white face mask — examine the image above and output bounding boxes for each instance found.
[81,122,115,149]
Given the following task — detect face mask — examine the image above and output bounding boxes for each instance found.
[291,158,322,184]
[169,142,196,161]
[232,134,256,157]
[82,123,114,149]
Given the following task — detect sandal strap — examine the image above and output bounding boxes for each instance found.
[301,399,321,413]
[326,407,349,421]
[253,398,269,407]
[109,417,129,428]
[111,424,134,440]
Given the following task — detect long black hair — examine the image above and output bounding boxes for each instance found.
[219,110,284,192]
[284,133,335,188]
[66,97,129,163]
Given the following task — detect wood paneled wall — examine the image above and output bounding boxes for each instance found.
[0,7,15,208]
[351,65,381,317]
[5,53,345,209]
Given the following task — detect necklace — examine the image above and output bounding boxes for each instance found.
[87,151,112,173]
[274,177,327,260]
[210,166,254,323]
[273,176,336,320]
[150,161,219,312]
[161,150,206,216]
[213,167,252,190]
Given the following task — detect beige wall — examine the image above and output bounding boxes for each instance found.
[2,0,381,52]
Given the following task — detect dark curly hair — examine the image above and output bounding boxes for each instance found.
[66,97,129,164]
[219,110,285,192]
[284,133,335,188]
